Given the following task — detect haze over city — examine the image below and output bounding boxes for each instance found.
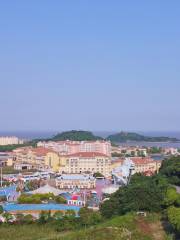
[0,1,180,132]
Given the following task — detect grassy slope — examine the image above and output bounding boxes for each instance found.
[61,214,167,240]
[0,213,168,240]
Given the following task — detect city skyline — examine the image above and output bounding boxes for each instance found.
[0,1,180,131]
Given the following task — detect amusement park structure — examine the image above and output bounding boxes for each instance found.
[112,158,135,186]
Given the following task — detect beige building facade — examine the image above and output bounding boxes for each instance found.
[59,152,111,177]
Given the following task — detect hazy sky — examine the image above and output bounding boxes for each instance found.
[0,1,180,132]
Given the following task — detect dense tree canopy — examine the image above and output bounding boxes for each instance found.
[52,130,103,141]
[107,131,179,143]
[100,174,168,218]
[167,206,180,233]
[159,156,180,186]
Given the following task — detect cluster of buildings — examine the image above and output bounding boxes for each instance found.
[163,147,179,155]
[0,136,24,146]
[10,140,162,182]
[111,156,162,186]
[1,138,178,220]
[112,145,180,157]
[12,140,112,177]
[112,146,147,156]
[37,140,111,156]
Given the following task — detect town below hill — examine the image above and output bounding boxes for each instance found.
[0,130,179,152]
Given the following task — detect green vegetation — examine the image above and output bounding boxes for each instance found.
[167,206,180,233]
[107,131,179,143]
[0,140,38,152]
[0,212,169,240]
[112,152,124,157]
[159,156,180,186]
[0,156,179,239]
[100,174,168,218]
[0,205,3,214]
[18,193,67,204]
[93,172,105,178]
[100,156,180,237]
[55,195,68,204]
[0,224,64,240]
[148,147,162,154]
[2,166,37,174]
[52,130,103,141]
[25,180,41,191]
[0,131,103,152]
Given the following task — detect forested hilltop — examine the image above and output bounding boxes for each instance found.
[0,130,179,152]
[107,131,179,143]
[0,131,103,152]
[52,130,103,141]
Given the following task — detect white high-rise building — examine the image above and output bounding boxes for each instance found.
[0,136,23,145]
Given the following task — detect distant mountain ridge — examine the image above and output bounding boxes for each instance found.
[106,131,179,143]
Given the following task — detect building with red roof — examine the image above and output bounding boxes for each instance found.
[130,157,162,175]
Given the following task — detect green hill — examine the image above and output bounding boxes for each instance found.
[52,130,103,141]
[59,213,167,240]
[0,213,168,240]
[107,131,179,143]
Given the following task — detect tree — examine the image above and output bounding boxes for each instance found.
[100,174,168,218]
[0,205,3,214]
[160,156,180,186]
[23,214,34,224]
[52,130,103,141]
[164,187,180,207]
[38,211,52,223]
[55,196,67,204]
[53,211,63,220]
[65,209,76,217]
[167,206,180,233]
[93,172,104,178]
[2,212,14,223]
[15,213,25,224]
[79,207,102,227]
[26,180,40,191]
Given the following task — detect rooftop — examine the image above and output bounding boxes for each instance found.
[130,157,155,165]
[3,203,81,212]
[67,152,109,158]
[57,174,95,181]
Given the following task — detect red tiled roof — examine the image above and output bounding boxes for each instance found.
[31,147,55,156]
[130,157,154,165]
[67,152,109,158]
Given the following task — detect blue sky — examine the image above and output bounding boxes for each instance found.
[0,1,180,132]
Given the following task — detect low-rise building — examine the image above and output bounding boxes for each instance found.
[13,147,57,170]
[56,174,96,189]
[13,147,112,176]
[60,152,111,177]
[0,136,23,145]
[38,140,111,157]
[14,163,33,171]
[112,146,147,157]
[163,147,179,155]
[130,157,162,175]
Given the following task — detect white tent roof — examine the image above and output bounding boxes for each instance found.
[27,184,65,196]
